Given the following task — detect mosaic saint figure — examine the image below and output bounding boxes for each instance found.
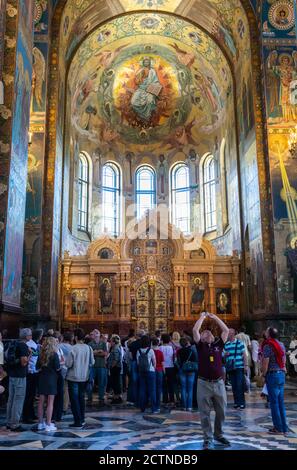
[268,52,297,122]
[157,154,168,199]
[131,57,162,122]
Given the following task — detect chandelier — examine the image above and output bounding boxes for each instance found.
[288,125,297,158]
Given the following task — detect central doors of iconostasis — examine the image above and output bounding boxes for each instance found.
[130,238,174,333]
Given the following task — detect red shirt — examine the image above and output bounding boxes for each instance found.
[154,349,164,372]
[196,338,225,380]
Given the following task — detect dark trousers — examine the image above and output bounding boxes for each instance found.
[139,371,157,413]
[53,373,64,421]
[155,371,163,410]
[192,372,198,408]
[23,373,38,420]
[68,381,86,426]
[110,367,122,395]
[229,368,245,406]
[163,367,176,403]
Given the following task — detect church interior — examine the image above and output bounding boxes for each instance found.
[0,0,297,338]
[1,0,297,456]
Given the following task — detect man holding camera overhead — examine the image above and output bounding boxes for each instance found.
[193,312,230,450]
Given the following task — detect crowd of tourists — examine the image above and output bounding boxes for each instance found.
[0,313,292,449]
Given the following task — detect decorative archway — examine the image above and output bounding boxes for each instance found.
[41,0,276,323]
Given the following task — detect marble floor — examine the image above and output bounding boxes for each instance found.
[0,383,297,451]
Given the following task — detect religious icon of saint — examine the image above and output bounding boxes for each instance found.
[191,277,205,305]
[131,57,162,122]
[99,278,113,311]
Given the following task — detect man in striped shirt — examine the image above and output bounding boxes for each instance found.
[224,329,248,409]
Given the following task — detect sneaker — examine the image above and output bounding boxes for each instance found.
[214,436,231,447]
[37,421,46,431]
[186,408,193,412]
[45,423,57,432]
[233,404,239,409]
[81,421,86,426]
[239,405,246,410]
[69,423,83,428]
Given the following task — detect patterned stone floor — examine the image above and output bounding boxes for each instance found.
[0,383,297,450]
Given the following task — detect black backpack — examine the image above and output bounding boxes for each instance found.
[138,348,151,373]
[4,340,19,367]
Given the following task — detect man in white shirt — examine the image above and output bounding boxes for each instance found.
[23,329,43,423]
[251,334,260,377]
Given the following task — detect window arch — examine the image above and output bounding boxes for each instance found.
[135,165,156,220]
[203,155,217,232]
[102,162,121,237]
[78,153,90,232]
[171,163,191,234]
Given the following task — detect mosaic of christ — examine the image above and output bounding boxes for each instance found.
[113,55,179,129]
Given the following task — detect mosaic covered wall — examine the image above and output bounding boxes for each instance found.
[22,0,51,315]
[260,0,297,314]
[62,12,242,262]
[0,0,34,313]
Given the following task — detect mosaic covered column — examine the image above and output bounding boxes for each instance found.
[22,0,52,317]
[0,1,34,329]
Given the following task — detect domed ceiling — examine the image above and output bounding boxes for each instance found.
[59,0,250,67]
[68,13,233,153]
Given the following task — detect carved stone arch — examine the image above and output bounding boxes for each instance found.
[87,236,121,260]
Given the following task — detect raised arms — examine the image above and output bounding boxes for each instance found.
[193,312,207,343]
[193,312,229,344]
[207,312,229,343]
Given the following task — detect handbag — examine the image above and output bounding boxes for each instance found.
[182,350,198,373]
[225,340,239,372]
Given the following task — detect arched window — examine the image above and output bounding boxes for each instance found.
[102,162,121,237]
[78,153,89,232]
[171,163,190,234]
[203,155,217,232]
[135,165,156,220]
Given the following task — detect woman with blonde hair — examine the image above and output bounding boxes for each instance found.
[171,332,181,353]
[37,337,60,432]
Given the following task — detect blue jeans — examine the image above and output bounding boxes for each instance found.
[266,371,288,432]
[155,371,163,410]
[127,361,139,405]
[179,371,195,409]
[139,371,157,413]
[68,381,86,426]
[229,368,245,406]
[93,367,107,400]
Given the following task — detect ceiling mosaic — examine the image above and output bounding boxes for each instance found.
[59,0,250,66]
[68,13,233,153]
[119,0,182,10]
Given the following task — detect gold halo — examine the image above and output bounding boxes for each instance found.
[290,236,297,249]
[279,53,293,65]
